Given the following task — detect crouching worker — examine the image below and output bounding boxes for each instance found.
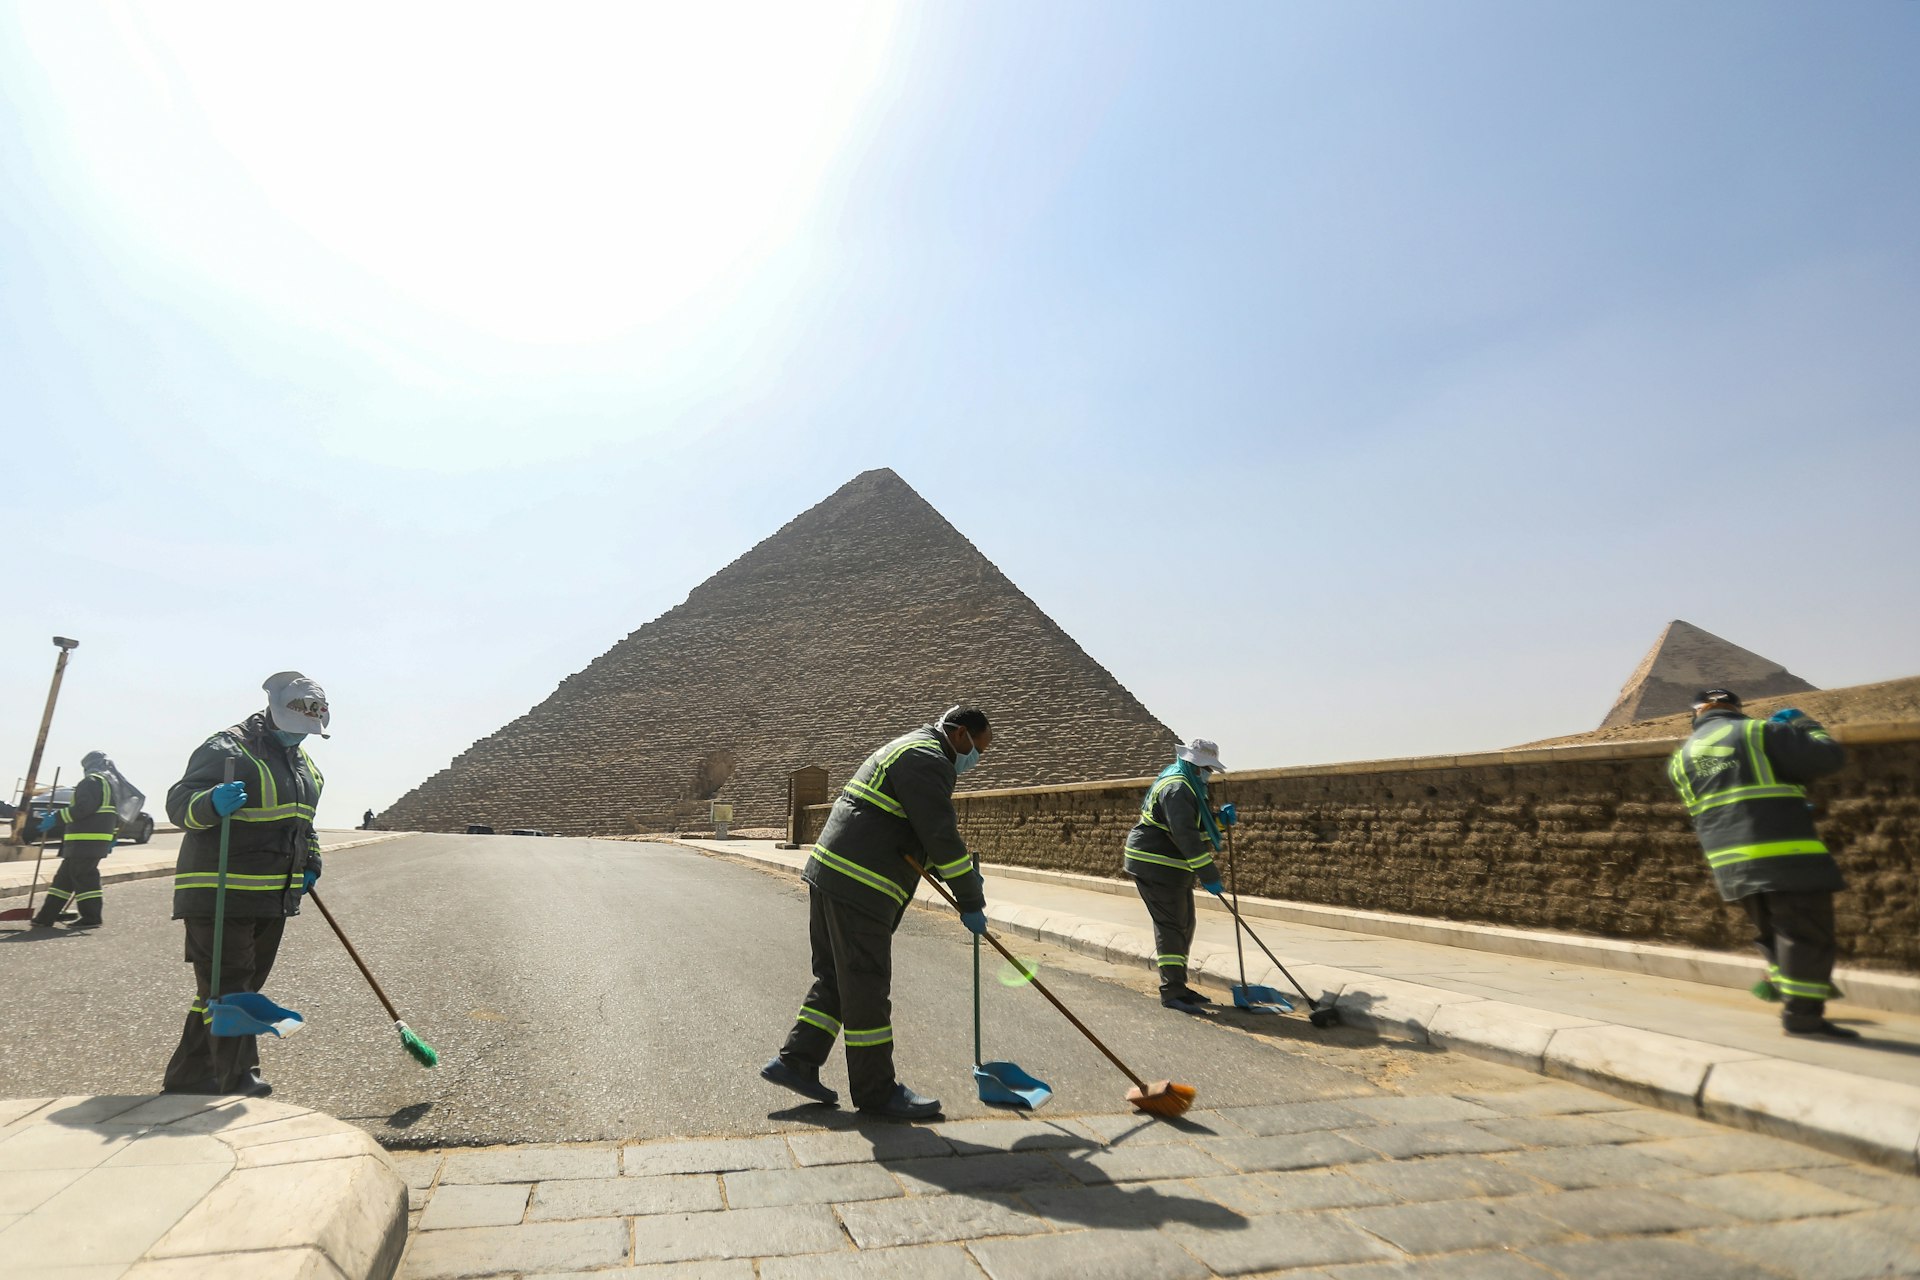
[1669,689,1855,1039]
[1125,738,1229,1013]
[763,707,992,1120]
[163,672,330,1096]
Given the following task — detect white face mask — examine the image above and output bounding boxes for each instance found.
[951,727,981,776]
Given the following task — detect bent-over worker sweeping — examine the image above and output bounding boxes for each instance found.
[1669,689,1856,1040]
[762,706,993,1120]
[162,671,330,1096]
[1124,738,1229,1012]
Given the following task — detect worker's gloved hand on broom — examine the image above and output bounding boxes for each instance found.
[210,781,248,817]
[295,867,319,898]
[1201,879,1225,897]
[1218,803,1237,827]
[33,810,57,835]
[960,910,988,936]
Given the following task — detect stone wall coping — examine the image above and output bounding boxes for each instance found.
[0,1093,407,1279]
[918,719,1920,803]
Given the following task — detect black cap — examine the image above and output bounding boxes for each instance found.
[1693,688,1742,707]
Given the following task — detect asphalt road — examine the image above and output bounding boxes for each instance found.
[0,835,1516,1148]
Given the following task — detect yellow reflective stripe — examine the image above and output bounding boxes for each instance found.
[843,778,906,817]
[797,1006,841,1036]
[931,855,973,878]
[1745,720,1777,785]
[1667,751,1696,806]
[236,744,277,811]
[1685,783,1806,816]
[73,890,103,901]
[1156,955,1187,966]
[301,747,324,790]
[811,845,909,905]
[43,887,73,901]
[1125,847,1195,871]
[1704,839,1828,867]
[843,1025,893,1047]
[232,806,317,823]
[184,790,217,830]
[60,832,115,842]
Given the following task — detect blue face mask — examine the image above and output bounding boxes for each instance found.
[274,729,307,747]
[952,729,981,776]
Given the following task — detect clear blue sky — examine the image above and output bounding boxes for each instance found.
[5,2,1916,824]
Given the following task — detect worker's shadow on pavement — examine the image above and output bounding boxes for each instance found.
[0,927,91,944]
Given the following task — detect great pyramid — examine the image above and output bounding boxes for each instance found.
[380,469,1179,834]
[1599,619,1817,728]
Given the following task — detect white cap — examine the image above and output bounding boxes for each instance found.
[1176,738,1225,773]
[264,671,331,738]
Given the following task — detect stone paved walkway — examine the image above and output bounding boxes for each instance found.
[395,1078,1920,1279]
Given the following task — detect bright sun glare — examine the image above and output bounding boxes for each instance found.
[24,3,897,346]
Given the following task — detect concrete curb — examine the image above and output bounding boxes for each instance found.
[676,838,1920,1176]
[977,861,1920,1016]
[0,833,409,900]
[0,1094,407,1279]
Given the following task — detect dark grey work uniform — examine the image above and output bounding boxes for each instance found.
[1123,767,1220,997]
[162,712,324,1093]
[31,772,119,926]
[1668,709,1847,1031]
[778,725,986,1110]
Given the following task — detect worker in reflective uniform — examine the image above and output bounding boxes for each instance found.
[763,707,992,1120]
[162,672,330,1096]
[1668,689,1855,1039]
[1124,738,1230,1012]
[30,751,127,928]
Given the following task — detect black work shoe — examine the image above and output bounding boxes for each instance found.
[761,1057,838,1106]
[233,1070,273,1098]
[1174,988,1214,1006]
[1785,1020,1862,1040]
[858,1084,941,1120]
[1160,994,1209,1014]
[66,918,102,929]
[28,917,60,929]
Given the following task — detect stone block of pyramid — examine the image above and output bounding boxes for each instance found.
[380,469,1178,834]
[1600,619,1817,728]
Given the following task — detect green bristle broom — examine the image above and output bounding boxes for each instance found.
[309,887,439,1067]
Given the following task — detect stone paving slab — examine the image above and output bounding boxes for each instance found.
[0,1095,405,1280]
[394,1071,1920,1279]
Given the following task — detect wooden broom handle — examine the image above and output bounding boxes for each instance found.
[308,887,400,1023]
[904,855,1148,1091]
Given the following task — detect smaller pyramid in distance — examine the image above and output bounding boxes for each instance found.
[1600,620,1817,728]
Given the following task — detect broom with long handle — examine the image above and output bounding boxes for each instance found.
[904,855,1194,1117]
[0,767,59,924]
[307,887,438,1067]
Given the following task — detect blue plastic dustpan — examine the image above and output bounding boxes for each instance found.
[1232,984,1294,1015]
[974,1060,1053,1110]
[209,992,306,1038]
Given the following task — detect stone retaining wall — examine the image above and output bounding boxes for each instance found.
[802,724,1920,971]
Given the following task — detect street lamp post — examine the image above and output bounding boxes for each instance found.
[12,637,79,847]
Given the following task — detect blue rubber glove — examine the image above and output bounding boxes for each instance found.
[298,868,319,896]
[1201,879,1225,896]
[210,781,248,817]
[1219,803,1238,827]
[1768,708,1805,724]
[960,910,988,936]
[34,811,57,835]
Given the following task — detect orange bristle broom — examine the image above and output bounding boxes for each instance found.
[906,857,1195,1118]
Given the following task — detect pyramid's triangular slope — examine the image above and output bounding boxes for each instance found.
[381,469,1179,833]
[1599,619,1817,728]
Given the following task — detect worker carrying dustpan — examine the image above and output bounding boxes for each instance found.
[29,751,141,929]
[1124,738,1231,1013]
[762,706,994,1120]
[161,672,330,1098]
